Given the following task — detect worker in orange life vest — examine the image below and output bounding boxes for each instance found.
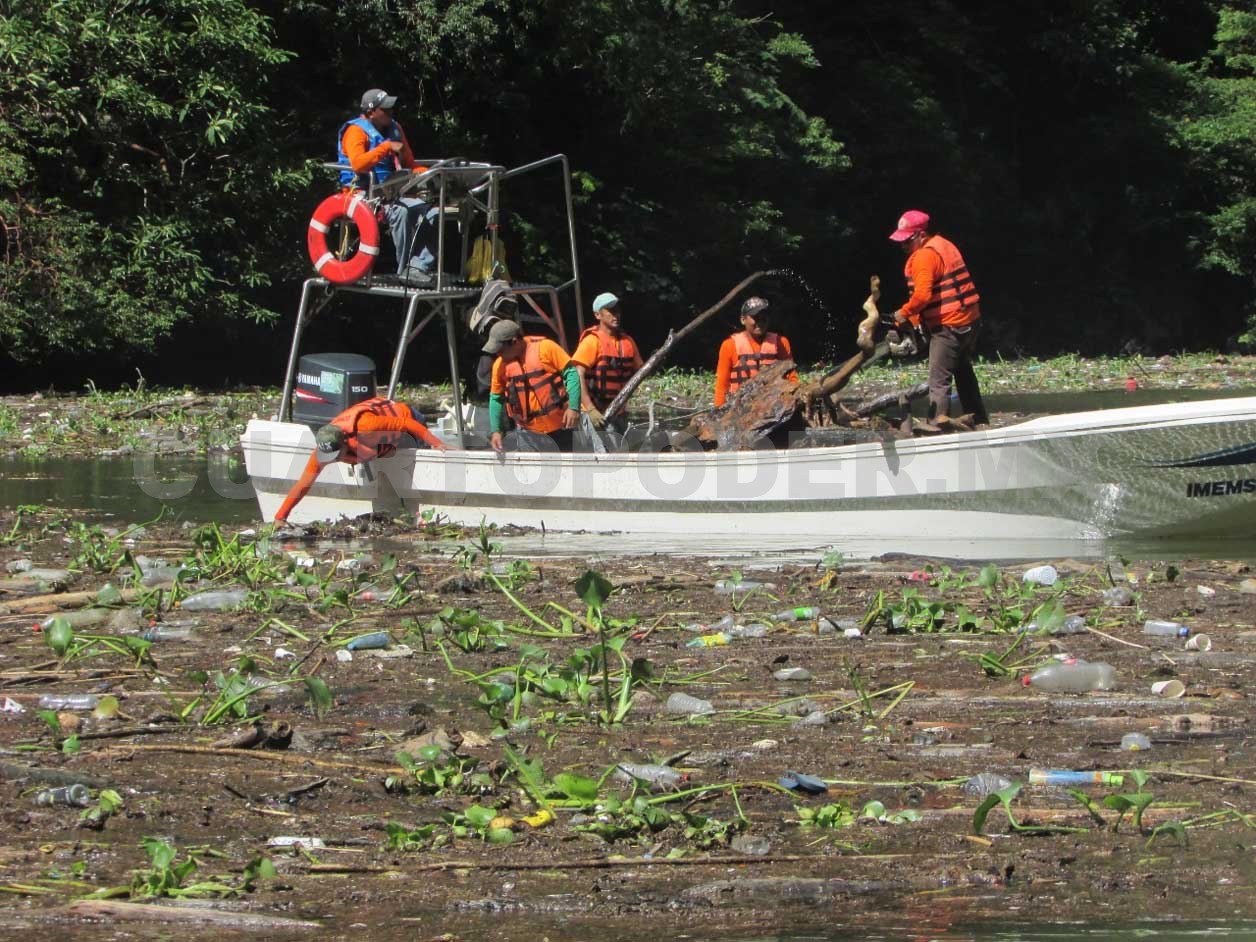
[713,296,798,407]
[888,209,989,426]
[274,397,448,523]
[571,291,644,429]
[484,320,582,452]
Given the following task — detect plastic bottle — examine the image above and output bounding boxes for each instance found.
[728,623,768,639]
[772,607,819,622]
[1020,614,1087,636]
[1028,769,1124,787]
[682,615,734,634]
[665,692,714,715]
[141,626,193,642]
[1022,565,1059,586]
[39,609,109,631]
[1120,733,1152,751]
[345,631,391,651]
[963,772,1014,797]
[1142,619,1190,639]
[37,694,100,710]
[34,784,90,807]
[1024,661,1117,693]
[181,588,247,612]
[713,579,773,595]
[141,565,185,587]
[684,632,730,648]
[613,763,682,790]
[1101,586,1133,606]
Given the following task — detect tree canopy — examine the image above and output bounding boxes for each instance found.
[1,0,1254,386]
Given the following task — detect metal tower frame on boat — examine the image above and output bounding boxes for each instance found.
[278,155,583,447]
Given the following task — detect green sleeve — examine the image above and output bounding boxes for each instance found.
[489,393,507,432]
[562,364,581,409]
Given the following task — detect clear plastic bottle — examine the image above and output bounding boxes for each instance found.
[1143,619,1190,638]
[665,692,714,715]
[1120,732,1152,751]
[181,588,248,612]
[37,694,100,710]
[682,615,734,634]
[713,579,774,595]
[684,632,730,648]
[772,667,813,681]
[39,609,109,630]
[772,607,819,622]
[613,763,682,790]
[1022,565,1059,586]
[141,626,193,642]
[1024,661,1116,693]
[728,623,768,639]
[1020,614,1087,635]
[34,784,90,807]
[963,772,1013,797]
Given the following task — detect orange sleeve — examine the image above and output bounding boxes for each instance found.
[341,123,394,175]
[779,336,799,383]
[274,452,322,522]
[539,338,571,373]
[714,337,736,407]
[899,248,943,323]
[355,411,446,450]
[489,357,505,395]
[571,334,599,369]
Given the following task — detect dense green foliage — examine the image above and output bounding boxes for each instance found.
[1,0,1254,384]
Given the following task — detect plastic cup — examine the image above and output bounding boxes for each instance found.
[1151,679,1185,699]
[1184,634,1211,652]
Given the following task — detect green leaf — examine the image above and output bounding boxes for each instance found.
[464,805,495,828]
[61,734,80,754]
[486,827,514,845]
[303,677,332,719]
[575,570,613,608]
[45,617,74,656]
[553,773,600,803]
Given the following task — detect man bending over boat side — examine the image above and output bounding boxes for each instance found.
[571,291,644,431]
[273,398,448,523]
[484,320,582,452]
[714,296,798,407]
[887,209,989,426]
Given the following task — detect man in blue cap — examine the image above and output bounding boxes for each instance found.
[571,291,644,428]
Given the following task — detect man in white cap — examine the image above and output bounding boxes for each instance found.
[483,320,582,452]
[888,210,988,426]
[571,291,644,428]
[336,87,438,285]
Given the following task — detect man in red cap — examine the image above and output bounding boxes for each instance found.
[888,210,988,426]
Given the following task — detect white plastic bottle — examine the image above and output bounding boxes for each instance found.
[1024,661,1116,693]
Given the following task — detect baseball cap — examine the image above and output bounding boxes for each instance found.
[889,210,930,242]
[314,424,346,464]
[361,88,397,112]
[482,319,523,354]
[592,291,619,312]
[740,296,770,317]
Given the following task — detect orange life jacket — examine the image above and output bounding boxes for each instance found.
[328,397,409,463]
[728,331,782,395]
[578,326,640,410]
[904,235,980,329]
[503,337,567,434]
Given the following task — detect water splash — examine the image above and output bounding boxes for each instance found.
[762,267,854,363]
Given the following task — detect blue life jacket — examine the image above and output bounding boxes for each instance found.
[336,116,404,189]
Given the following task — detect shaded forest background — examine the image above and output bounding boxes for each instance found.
[2,0,1255,392]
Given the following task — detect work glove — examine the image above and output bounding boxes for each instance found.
[585,407,606,429]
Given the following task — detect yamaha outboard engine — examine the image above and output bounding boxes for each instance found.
[292,353,377,430]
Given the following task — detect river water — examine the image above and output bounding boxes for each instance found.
[3,388,1255,562]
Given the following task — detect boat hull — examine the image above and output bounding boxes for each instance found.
[242,397,1256,545]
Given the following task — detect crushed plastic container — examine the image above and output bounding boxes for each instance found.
[1019,614,1087,635]
[728,623,768,639]
[1024,661,1116,693]
[683,615,734,634]
[181,588,248,612]
[38,609,109,631]
[684,632,730,648]
[34,784,90,807]
[613,763,682,790]
[665,692,714,716]
[772,607,819,623]
[37,694,100,711]
[772,667,813,681]
[1022,565,1059,586]
[713,579,774,595]
[963,772,1014,797]
[1101,585,1134,606]
[1120,733,1152,751]
[141,626,194,642]
[1143,619,1190,639]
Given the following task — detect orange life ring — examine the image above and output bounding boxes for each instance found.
[307,192,380,284]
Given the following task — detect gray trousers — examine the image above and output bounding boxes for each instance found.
[383,198,440,275]
[927,323,988,425]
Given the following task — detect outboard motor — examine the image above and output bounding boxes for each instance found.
[292,353,377,430]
